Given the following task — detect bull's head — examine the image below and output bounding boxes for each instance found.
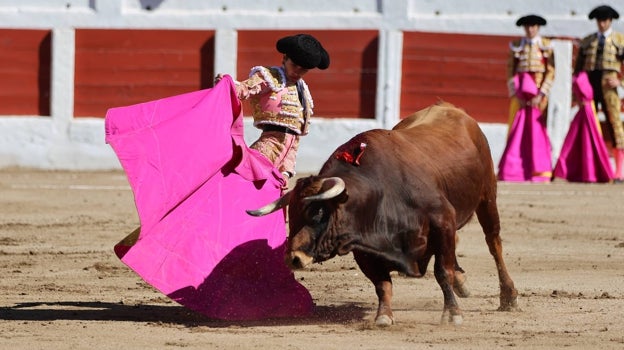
[247,176,349,270]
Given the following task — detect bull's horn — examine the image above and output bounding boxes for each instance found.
[303,177,345,202]
[246,191,293,216]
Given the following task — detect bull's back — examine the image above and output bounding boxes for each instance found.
[393,103,496,220]
[327,104,489,179]
[394,103,492,169]
[393,103,480,142]
[321,105,496,221]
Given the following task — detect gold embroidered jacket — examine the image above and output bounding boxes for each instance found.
[507,37,555,97]
[238,66,314,135]
[575,31,624,75]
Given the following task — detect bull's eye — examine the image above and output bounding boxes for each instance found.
[311,207,324,224]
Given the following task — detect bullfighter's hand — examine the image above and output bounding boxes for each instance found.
[605,76,620,88]
[528,94,543,107]
[518,98,527,107]
[213,73,224,86]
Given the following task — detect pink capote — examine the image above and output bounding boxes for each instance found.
[498,72,552,182]
[553,72,614,183]
[104,75,313,320]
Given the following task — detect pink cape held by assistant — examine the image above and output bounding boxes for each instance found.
[498,72,553,182]
[553,72,614,183]
[104,75,313,320]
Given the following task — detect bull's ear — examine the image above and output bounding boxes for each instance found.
[337,189,348,203]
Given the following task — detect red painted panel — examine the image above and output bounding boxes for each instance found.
[0,29,51,116]
[74,29,215,117]
[237,30,378,119]
[402,31,515,123]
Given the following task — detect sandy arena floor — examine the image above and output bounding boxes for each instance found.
[1,169,623,349]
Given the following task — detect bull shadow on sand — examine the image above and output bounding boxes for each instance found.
[0,301,368,328]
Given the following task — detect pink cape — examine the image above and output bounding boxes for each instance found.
[498,72,552,182]
[104,76,313,320]
[553,72,614,183]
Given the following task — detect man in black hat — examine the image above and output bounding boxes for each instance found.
[499,14,555,182]
[214,34,329,181]
[575,5,624,182]
[506,14,554,110]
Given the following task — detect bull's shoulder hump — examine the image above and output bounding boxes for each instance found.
[393,105,474,131]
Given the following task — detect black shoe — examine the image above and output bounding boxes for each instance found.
[614,178,624,184]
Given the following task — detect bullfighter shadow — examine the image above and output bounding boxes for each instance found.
[0,301,367,328]
[3,239,368,327]
[0,301,204,326]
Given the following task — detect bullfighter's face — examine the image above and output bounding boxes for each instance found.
[283,56,309,83]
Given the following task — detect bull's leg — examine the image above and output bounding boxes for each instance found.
[453,233,470,297]
[453,261,470,298]
[475,196,518,311]
[434,242,463,325]
[353,251,394,326]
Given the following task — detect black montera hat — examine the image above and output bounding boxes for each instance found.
[589,5,620,20]
[516,14,547,26]
[276,34,330,70]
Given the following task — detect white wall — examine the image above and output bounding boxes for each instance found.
[0,0,619,172]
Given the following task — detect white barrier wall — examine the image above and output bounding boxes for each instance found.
[0,0,618,172]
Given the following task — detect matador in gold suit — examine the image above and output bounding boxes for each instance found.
[575,5,624,182]
[506,16,555,115]
[500,14,555,182]
[214,34,330,180]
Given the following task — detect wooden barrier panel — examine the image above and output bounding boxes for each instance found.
[74,29,215,117]
[237,30,378,119]
[0,29,51,116]
[402,31,515,123]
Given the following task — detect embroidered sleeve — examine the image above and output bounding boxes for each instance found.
[507,40,521,96]
[614,32,624,60]
[540,39,555,96]
[236,72,267,100]
[507,40,522,80]
[236,66,288,100]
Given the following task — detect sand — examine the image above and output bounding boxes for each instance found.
[1,169,623,349]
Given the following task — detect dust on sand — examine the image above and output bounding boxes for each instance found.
[1,169,623,349]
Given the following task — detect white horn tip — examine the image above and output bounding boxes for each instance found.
[246,209,263,217]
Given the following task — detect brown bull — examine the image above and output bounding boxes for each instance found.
[248,102,518,326]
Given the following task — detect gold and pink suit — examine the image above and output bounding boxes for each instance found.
[507,36,555,113]
[236,66,314,177]
[499,36,555,182]
[574,29,624,150]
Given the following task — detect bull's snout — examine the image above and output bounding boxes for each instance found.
[285,251,314,270]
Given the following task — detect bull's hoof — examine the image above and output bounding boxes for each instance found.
[498,296,520,312]
[374,315,394,327]
[453,273,470,298]
[440,310,463,326]
[451,315,463,325]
